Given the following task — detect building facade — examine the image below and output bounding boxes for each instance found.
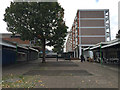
[66,9,111,59]
[1,33,30,46]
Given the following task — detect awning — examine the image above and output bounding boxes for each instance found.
[29,47,39,52]
[90,45,100,50]
[0,41,16,48]
[102,41,120,49]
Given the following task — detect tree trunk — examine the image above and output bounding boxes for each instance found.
[42,38,46,63]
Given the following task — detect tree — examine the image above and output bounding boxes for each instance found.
[4,2,68,63]
[52,44,64,54]
[52,21,67,54]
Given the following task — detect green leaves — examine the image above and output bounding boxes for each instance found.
[4,2,67,55]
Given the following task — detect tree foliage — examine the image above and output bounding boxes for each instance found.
[4,2,68,62]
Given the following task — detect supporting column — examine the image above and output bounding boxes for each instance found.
[104,10,107,42]
[78,47,79,58]
[74,50,75,58]
[108,10,111,41]
[77,48,78,58]
[79,46,82,59]
[76,48,77,58]
[78,10,81,59]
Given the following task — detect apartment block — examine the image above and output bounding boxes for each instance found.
[66,9,111,59]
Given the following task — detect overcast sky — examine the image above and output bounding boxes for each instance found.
[0,0,120,38]
[58,0,120,40]
[0,0,120,50]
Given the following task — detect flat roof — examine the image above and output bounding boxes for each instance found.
[29,47,39,52]
[84,47,90,51]
[90,45,101,50]
[17,45,28,50]
[78,9,109,11]
[90,39,120,50]
[0,40,16,48]
[102,41,120,49]
[90,42,109,50]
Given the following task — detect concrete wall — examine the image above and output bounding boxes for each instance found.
[80,20,104,27]
[81,28,105,35]
[80,11,104,18]
[81,37,105,44]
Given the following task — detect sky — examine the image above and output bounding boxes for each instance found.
[96,0,99,3]
[118,2,120,29]
[0,0,120,50]
[58,0,120,40]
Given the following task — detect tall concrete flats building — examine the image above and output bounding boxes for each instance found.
[66,9,111,59]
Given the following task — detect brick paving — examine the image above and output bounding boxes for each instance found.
[2,58,119,88]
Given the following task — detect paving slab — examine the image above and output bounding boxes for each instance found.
[23,70,93,76]
[2,58,119,88]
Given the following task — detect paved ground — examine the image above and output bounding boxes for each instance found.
[2,58,119,88]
